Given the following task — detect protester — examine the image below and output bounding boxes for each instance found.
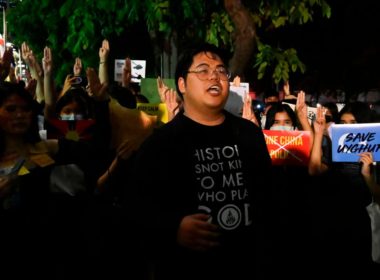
[309,101,378,278]
[126,43,275,280]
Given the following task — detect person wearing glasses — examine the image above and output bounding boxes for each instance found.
[125,43,274,280]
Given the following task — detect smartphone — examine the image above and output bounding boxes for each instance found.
[72,76,82,85]
[70,75,87,88]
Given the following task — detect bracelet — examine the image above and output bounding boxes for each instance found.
[99,61,106,64]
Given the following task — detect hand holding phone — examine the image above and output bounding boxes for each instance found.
[69,75,87,88]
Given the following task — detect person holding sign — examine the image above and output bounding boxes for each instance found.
[309,101,378,278]
[260,94,314,275]
[126,43,274,280]
[264,91,312,132]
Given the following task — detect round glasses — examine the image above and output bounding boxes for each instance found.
[187,66,231,81]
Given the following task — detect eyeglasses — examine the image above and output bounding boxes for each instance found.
[187,66,231,81]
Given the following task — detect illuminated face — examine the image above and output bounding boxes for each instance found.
[0,94,33,136]
[59,101,84,120]
[178,52,229,115]
[270,111,294,131]
[340,113,357,124]
[272,111,293,127]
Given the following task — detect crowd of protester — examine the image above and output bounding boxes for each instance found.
[0,39,379,280]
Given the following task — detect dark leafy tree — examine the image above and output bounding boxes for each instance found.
[5,0,331,86]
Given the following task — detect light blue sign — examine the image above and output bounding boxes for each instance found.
[331,123,380,162]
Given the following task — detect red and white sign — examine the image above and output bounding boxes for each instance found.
[263,130,311,166]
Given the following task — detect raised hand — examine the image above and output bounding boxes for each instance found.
[232,75,240,87]
[283,80,297,100]
[42,46,56,119]
[0,47,13,81]
[157,76,180,121]
[86,67,108,101]
[21,42,33,66]
[73,57,82,76]
[296,91,308,120]
[313,105,326,137]
[59,74,78,99]
[283,80,290,96]
[241,93,259,126]
[21,42,43,78]
[42,46,53,76]
[122,57,132,88]
[98,39,110,85]
[98,39,110,63]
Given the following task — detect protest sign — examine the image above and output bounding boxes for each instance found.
[263,130,311,166]
[330,123,380,162]
[114,59,146,83]
[136,103,169,123]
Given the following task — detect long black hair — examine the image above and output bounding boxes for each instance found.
[339,101,373,124]
[264,102,297,130]
[55,87,94,119]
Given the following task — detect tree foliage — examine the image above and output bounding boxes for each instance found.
[5,0,331,86]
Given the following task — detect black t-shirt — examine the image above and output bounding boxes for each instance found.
[127,110,274,279]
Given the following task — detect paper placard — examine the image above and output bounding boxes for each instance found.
[330,123,380,162]
[225,82,249,116]
[136,103,169,124]
[114,59,146,83]
[263,130,311,166]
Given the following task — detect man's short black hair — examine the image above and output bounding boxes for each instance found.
[174,43,229,99]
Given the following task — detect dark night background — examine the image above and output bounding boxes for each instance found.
[279,0,380,97]
[3,0,379,100]
[109,0,380,101]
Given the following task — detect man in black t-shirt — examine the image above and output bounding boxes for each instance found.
[127,43,275,280]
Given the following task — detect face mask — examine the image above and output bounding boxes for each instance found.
[60,114,84,121]
[270,125,294,131]
[60,114,75,121]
